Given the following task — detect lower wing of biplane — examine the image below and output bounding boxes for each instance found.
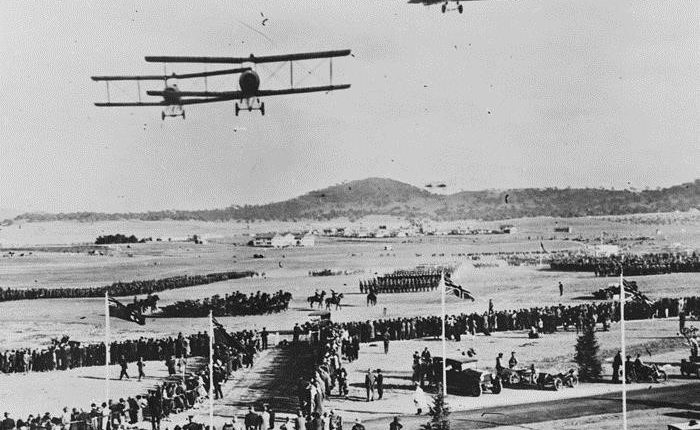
[91,50,352,120]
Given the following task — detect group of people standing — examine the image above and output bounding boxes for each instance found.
[549,252,700,276]
[0,271,257,303]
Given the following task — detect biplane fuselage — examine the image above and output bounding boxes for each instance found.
[238,70,261,98]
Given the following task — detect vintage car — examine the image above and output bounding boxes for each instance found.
[680,356,700,378]
[501,367,578,391]
[432,356,502,397]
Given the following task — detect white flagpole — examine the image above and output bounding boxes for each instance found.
[620,270,627,430]
[441,273,447,397]
[105,291,111,405]
[209,311,214,430]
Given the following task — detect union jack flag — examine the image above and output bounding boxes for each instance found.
[441,275,475,301]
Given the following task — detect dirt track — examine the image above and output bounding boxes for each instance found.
[361,381,700,429]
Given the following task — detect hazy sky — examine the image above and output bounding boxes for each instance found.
[1,0,698,213]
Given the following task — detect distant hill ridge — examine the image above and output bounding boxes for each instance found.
[11,178,700,222]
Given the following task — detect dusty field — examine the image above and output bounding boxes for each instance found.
[0,217,698,349]
[0,216,697,425]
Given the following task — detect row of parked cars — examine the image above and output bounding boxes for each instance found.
[432,356,579,397]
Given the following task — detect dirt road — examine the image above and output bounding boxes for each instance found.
[361,381,700,429]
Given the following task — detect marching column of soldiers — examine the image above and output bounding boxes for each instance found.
[359,268,452,294]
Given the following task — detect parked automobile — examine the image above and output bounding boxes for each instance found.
[432,356,502,397]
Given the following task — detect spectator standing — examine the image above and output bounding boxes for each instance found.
[118,355,129,380]
[376,369,384,400]
[364,369,375,402]
[137,357,145,381]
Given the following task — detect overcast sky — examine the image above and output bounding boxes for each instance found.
[1,0,698,213]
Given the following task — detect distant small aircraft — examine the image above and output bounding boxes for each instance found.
[408,0,481,14]
[92,50,352,120]
[425,182,447,188]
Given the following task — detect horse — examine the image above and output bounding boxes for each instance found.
[366,291,377,306]
[325,292,344,310]
[307,290,326,309]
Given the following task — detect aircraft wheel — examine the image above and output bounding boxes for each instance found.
[182,111,186,120]
[458,4,463,13]
[260,102,265,116]
[442,4,446,13]
[161,111,165,121]
[235,103,240,116]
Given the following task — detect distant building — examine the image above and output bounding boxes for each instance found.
[253,233,275,247]
[275,233,296,248]
[499,225,516,234]
[253,233,296,248]
[296,233,316,247]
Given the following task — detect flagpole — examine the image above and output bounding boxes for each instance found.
[441,273,447,397]
[105,291,111,405]
[620,270,627,430]
[209,310,214,430]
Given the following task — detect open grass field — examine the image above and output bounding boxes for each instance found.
[0,215,698,349]
[0,215,698,429]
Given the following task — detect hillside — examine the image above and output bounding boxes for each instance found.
[11,178,700,222]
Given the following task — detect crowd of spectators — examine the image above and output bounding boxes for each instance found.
[291,321,345,430]
[0,326,263,430]
[157,290,292,318]
[324,295,700,346]
[0,271,257,303]
[0,326,264,376]
[549,252,700,276]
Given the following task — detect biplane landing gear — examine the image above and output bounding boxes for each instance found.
[235,99,265,116]
[442,3,447,13]
[458,4,463,13]
[161,105,185,120]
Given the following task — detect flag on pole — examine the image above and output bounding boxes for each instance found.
[619,279,653,306]
[443,276,475,301]
[108,297,146,325]
[212,316,241,349]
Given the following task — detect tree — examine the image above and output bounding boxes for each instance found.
[422,384,450,430]
[574,324,602,381]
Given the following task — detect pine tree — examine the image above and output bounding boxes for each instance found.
[574,324,602,381]
[422,384,451,430]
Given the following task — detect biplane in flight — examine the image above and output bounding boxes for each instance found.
[91,50,351,120]
[408,0,477,14]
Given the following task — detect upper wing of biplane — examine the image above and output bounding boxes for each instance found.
[91,67,251,81]
[144,50,351,64]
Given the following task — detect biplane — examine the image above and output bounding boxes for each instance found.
[408,0,480,14]
[91,50,351,120]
